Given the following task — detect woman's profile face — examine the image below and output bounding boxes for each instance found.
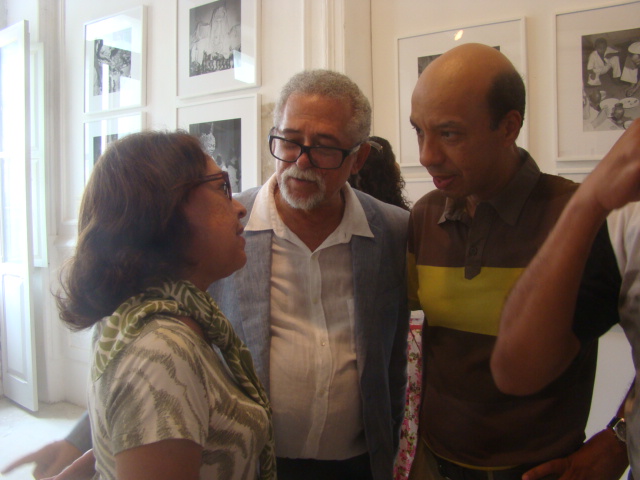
[181,158,247,290]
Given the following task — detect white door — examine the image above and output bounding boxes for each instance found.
[0,20,37,412]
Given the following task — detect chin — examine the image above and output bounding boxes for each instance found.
[283,191,324,210]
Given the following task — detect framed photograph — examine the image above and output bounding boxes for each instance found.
[397,18,527,167]
[84,6,146,114]
[555,2,640,161]
[177,94,260,191]
[177,0,260,98]
[84,113,143,182]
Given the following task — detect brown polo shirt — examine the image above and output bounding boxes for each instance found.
[407,149,621,467]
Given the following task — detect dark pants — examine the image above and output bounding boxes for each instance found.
[276,453,373,480]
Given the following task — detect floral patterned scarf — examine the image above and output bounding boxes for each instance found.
[92,279,276,479]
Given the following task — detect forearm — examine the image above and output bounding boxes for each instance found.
[64,412,92,453]
[491,191,609,394]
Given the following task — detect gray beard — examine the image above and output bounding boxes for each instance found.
[278,166,327,211]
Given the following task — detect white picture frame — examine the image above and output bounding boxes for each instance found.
[83,6,146,114]
[177,0,260,98]
[84,113,144,182]
[397,18,528,167]
[177,94,260,191]
[555,1,640,162]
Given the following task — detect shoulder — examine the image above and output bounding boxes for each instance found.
[120,316,209,365]
[412,189,446,211]
[354,190,409,228]
[233,186,262,209]
[530,173,578,210]
[409,189,447,227]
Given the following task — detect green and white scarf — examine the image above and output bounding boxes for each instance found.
[92,279,276,480]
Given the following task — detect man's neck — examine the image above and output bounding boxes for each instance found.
[274,187,346,252]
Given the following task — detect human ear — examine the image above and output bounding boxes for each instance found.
[350,142,372,175]
[501,110,523,145]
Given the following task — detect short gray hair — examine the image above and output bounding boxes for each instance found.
[273,69,372,143]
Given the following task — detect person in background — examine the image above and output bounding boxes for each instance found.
[621,42,640,97]
[586,37,621,87]
[1,430,86,480]
[407,42,628,480]
[491,120,640,478]
[55,131,274,480]
[348,135,411,211]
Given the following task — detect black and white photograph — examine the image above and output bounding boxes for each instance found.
[556,2,640,161]
[177,95,260,190]
[84,6,145,113]
[190,118,242,192]
[93,35,132,95]
[581,28,640,133]
[177,0,259,97]
[189,0,241,77]
[417,53,440,77]
[84,114,143,183]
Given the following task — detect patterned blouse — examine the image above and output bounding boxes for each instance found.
[89,316,271,479]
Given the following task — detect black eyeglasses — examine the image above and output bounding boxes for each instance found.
[174,171,232,200]
[268,131,362,170]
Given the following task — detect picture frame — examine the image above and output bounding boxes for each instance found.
[177,94,260,191]
[84,113,143,182]
[397,18,527,167]
[83,6,146,114]
[177,0,260,98]
[555,1,640,162]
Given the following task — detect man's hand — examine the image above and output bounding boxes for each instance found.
[1,440,82,479]
[578,118,640,214]
[522,429,628,480]
[41,450,96,480]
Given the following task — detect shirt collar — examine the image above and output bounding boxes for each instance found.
[246,173,373,239]
[439,148,540,226]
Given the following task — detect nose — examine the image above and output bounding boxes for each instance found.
[295,148,314,170]
[418,135,444,169]
[233,198,247,219]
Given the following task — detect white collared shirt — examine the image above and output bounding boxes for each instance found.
[245,174,373,459]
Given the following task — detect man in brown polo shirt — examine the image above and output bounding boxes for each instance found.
[407,43,628,480]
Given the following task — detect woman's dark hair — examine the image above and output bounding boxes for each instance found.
[348,136,411,211]
[57,130,209,330]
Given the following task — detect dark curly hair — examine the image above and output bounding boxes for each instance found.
[348,136,411,211]
[57,131,210,330]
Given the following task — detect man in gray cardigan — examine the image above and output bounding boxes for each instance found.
[208,69,409,480]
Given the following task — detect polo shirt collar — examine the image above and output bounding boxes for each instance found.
[439,148,540,226]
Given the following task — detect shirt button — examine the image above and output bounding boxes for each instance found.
[321,342,326,346]
[469,246,478,256]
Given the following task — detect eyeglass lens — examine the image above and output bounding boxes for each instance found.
[270,137,346,169]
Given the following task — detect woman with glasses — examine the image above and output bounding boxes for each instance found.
[55,131,275,480]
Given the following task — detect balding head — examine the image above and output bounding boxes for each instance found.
[415,43,525,129]
[409,43,526,202]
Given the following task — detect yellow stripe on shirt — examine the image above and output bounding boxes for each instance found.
[415,265,524,336]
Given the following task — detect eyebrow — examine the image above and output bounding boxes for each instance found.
[409,118,464,129]
[278,128,342,145]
